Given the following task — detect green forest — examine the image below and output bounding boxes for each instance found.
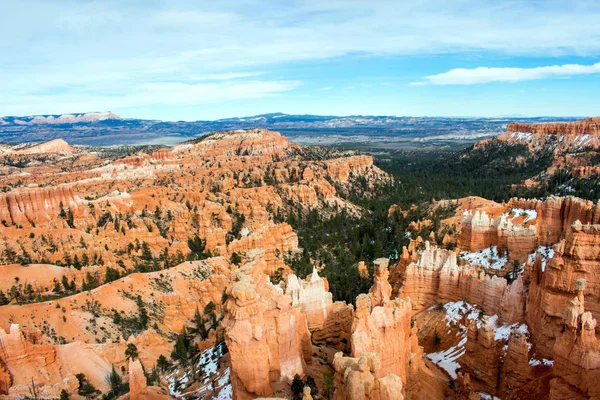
[285,140,565,304]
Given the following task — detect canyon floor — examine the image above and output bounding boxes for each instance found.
[1,119,600,399]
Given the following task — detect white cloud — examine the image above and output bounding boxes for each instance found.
[412,63,600,85]
[0,80,301,117]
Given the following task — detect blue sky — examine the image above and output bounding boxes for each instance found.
[1,0,600,120]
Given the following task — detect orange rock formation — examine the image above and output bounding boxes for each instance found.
[550,279,600,399]
[222,253,312,399]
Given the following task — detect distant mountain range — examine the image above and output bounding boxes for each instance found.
[0,111,582,147]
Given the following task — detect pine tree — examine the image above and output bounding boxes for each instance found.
[125,343,139,360]
[230,251,242,266]
[0,290,8,306]
[108,365,123,396]
[323,370,334,399]
[305,375,318,396]
[72,254,82,270]
[157,354,169,371]
[291,374,304,400]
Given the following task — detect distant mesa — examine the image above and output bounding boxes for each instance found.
[4,111,121,125]
[507,117,600,136]
[474,116,600,155]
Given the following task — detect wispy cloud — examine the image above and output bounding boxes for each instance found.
[1,80,301,117]
[412,62,600,85]
[191,72,265,81]
[318,86,334,91]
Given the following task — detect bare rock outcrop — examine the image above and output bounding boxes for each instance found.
[0,186,84,227]
[506,118,600,136]
[499,328,532,397]
[222,255,312,399]
[500,118,600,154]
[526,222,600,356]
[128,358,147,400]
[550,279,600,399]
[397,242,525,323]
[351,294,421,384]
[509,196,600,245]
[368,258,392,307]
[179,129,294,158]
[451,372,480,400]
[459,210,500,251]
[460,317,501,390]
[459,208,538,258]
[0,324,119,398]
[332,352,403,400]
[286,267,333,331]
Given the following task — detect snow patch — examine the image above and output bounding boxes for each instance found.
[427,301,537,382]
[487,315,529,342]
[502,208,537,223]
[526,245,555,272]
[477,392,501,400]
[426,301,479,378]
[576,134,592,149]
[529,358,554,367]
[442,301,479,326]
[166,341,231,399]
[459,246,508,270]
[426,336,466,379]
[510,132,533,141]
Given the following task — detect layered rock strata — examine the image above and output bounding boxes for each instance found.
[526,222,600,356]
[397,242,524,323]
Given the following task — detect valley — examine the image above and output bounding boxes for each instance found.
[0,118,599,399]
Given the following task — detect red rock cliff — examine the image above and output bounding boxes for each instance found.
[507,118,600,136]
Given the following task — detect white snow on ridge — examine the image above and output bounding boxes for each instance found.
[166,342,231,399]
[576,134,592,149]
[426,336,467,379]
[510,132,533,140]
[427,301,543,381]
[526,245,555,272]
[477,392,501,400]
[459,246,508,270]
[503,208,537,223]
[487,315,529,342]
[529,358,554,367]
[442,301,480,326]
